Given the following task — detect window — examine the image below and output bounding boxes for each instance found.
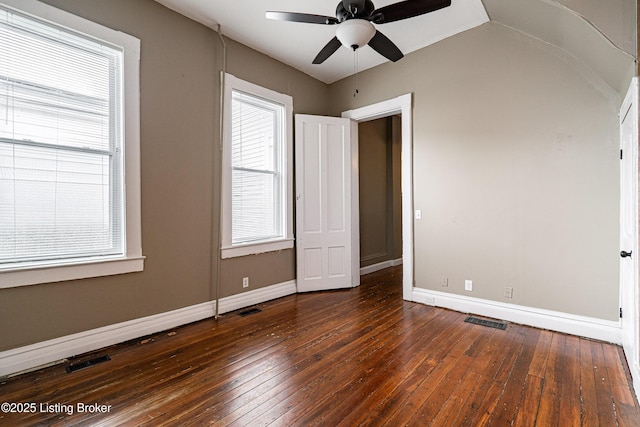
[0,0,142,288]
[221,74,293,258]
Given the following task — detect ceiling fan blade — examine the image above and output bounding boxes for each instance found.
[373,0,451,24]
[266,11,339,25]
[368,30,404,62]
[313,36,343,64]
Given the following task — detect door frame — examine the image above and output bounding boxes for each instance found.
[342,93,413,301]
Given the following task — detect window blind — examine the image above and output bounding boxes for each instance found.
[231,90,284,244]
[0,6,124,266]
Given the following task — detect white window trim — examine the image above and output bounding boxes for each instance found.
[221,73,293,259]
[0,0,143,288]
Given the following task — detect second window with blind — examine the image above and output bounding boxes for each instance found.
[220,74,293,258]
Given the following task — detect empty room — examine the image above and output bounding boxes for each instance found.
[2,0,640,425]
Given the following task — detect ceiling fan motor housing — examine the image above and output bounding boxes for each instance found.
[336,0,376,22]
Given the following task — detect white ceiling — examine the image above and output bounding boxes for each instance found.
[154,0,489,84]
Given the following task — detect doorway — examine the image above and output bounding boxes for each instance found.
[358,116,403,277]
[342,93,414,301]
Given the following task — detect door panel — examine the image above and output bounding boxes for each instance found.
[296,114,355,292]
[327,135,345,232]
[302,128,322,234]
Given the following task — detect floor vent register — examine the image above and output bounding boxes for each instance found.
[464,316,507,330]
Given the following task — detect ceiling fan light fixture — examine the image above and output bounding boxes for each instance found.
[335,19,375,50]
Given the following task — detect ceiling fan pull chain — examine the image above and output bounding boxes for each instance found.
[353,49,359,97]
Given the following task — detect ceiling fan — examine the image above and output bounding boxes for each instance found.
[266,0,452,64]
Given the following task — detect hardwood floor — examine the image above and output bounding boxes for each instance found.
[2,266,639,426]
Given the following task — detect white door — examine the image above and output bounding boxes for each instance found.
[620,77,639,370]
[295,114,359,292]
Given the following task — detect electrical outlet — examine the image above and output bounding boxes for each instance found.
[440,276,448,287]
[504,286,513,299]
[242,277,249,288]
[464,280,473,291]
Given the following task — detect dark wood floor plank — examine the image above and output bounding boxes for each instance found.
[528,329,553,377]
[591,340,620,425]
[510,330,551,426]
[411,327,499,425]
[482,326,540,426]
[143,286,410,426]
[90,300,370,426]
[376,324,470,424]
[232,305,428,426]
[221,301,419,425]
[350,310,472,426]
[335,311,479,427]
[534,332,565,426]
[1,265,639,426]
[289,307,460,425]
[6,291,358,423]
[558,334,582,427]
[455,325,527,425]
[579,338,600,427]
[512,374,544,426]
[382,325,488,426]
[602,343,640,426]
[446,324,528,425]
[465,326,528,425]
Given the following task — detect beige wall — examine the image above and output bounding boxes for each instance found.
[358,117,402,267]
[330,22,623,321]
[0,0,329,351]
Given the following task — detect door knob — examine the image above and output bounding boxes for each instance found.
[621,250,633,258]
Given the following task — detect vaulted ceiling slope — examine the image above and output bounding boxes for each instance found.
[483,0,636,97]
[552,0,636,55]
[155,0,636,94]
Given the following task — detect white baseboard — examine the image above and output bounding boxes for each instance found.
[360,257,403,276]
[1,279,624,379]
[0,280,297,378]
[412,287,622,345]
[218,280,296,315]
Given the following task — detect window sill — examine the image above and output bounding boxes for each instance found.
[0,256,145,289]
[221,239,294,259]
